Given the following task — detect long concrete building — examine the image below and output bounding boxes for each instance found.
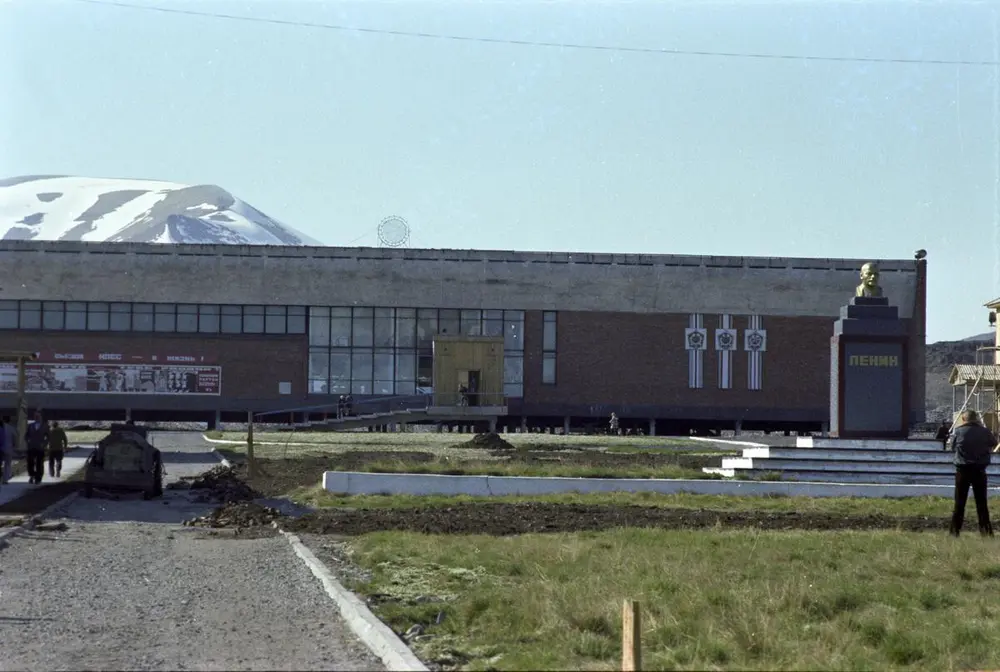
[0,240,927,433]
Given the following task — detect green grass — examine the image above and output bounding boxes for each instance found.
[209,429,708,451]
[326,456,721,480]
[345,528,1000,671]
[295,487,959,518]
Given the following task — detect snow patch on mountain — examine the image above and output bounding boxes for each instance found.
[0,175,322,246]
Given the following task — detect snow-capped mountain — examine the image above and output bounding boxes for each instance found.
[0,175,322,246]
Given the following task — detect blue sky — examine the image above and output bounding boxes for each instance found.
[2,0,998,342]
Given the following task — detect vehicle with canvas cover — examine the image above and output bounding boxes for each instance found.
[83,423,164,499]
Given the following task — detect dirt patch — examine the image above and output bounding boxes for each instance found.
[281,502,950,536]
[455,433,514,450]
[184,501,284,533]
[181,464,260,503]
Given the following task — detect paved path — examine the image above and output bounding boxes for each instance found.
[0,431,382,672]
[0,445,91,506]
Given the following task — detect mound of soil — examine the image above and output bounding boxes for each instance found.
[184,501,284,530]
[282,502,950,536]
[457,433,515,450]
[182,465,259,503]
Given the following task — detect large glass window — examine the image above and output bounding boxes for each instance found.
[177,304,199,333]
[87,302,109,331]
[329,351,351,394]
[309,307,330,346]
[395,309,416,348]
[461,309,482,335]
[330,308,351,347]
[395,352,415,381]
[542,311,557,385]
[110,303,131,331]
[352,307,374,347]
[287,306,307,334]
[0,301,17,329]
[439,309,460,336]
[416,309,437,349]
[19,301,41,330]
[65,302,88,331]
[43,302,64,330]
[132,303,153,331]
[504,355,524,399]
[373,308,395,347]
[199,305,220,333]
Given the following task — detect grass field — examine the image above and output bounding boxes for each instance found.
[344,528,1000,671]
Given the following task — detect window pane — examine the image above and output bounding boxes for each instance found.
[461,310,482,335]
[373,311,395,347]
[177,304,198,333]
[504,316,524,351]
[243,305,264,333]
[132,303,153,332]
[330,316,351,347]
[43,301,64,330]
[395,317,416,348]
[351,379,372,395]
[330,351,351,389]
[287,306,306,334]
[484,319,503,337]
[542,352,557,384]
[416,310,437,348]
[504,355,524,384]
[504,382,523,398]
[153,304,175,332]
[221,305,242,334]
[352,310,373,347]
[0,301,17,329]
[351,351,373,381]
[88,302,109,331]
[484,309,503,320]
[109,303,131,331]
[265,305,286,334]
[373,351,394,381]
[373,380,394,395]
[395,380,416,395]
[19,301,41,329]
[543,315,557,352]
[309,308,330,345]
[199,305,220,333]
[395,353,415,381]
[439,309,460,336]
[309,350,330,387]
[417,355,433,389]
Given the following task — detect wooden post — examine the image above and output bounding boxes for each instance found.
[622,600,641,672]
[246,410,256,478]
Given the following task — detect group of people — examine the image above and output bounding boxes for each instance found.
[0,411,69,487]
[336,395,355,419]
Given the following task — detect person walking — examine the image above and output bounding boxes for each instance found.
[48,420,68,479]
[24,412,49,485]
[948,410,996,537]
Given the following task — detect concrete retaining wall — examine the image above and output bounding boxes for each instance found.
[322,471,1000,499]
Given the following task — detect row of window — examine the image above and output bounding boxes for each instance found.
[306,349,525,397]
[308,307,526,351]
[543,311,557,385]
[0,301,307,335]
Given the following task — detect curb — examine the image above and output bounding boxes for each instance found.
[201,434,320,448]
[279,529,429,672]
[0,489,81,548]
[204,448,426,669]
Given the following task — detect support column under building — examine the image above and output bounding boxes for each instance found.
[563,416,571,435]
[648,419,656,437]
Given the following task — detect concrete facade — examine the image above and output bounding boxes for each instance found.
[0,241,927,430]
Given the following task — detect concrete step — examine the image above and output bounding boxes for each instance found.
[721,457,1000,476]
[796,437,943,451]
[736,469,962,486]
[742,447,956,462]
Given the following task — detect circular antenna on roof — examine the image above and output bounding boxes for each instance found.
[378,216,410,248]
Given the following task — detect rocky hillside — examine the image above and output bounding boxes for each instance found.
[925,332,994,421]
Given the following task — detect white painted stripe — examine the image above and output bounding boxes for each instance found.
[688,313,704,389]
[718,314,732,389]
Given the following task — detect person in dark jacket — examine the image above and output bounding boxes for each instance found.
[24,411,49,485]
[48,421,68,478]
[948,410,997,537]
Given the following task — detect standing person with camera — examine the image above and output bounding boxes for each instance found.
[948,410,997,537]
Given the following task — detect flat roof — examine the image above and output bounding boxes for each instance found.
[0,240,921,273]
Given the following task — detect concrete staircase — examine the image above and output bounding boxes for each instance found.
[703,437,1000,485]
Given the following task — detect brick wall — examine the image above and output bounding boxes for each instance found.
[524,309,924,419]
[0,332,307,400]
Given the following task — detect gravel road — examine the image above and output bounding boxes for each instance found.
[0,432,383,672]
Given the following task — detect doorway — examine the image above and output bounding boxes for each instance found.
[459,369,481,407]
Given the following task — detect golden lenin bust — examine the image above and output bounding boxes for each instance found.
[855,262,883,298]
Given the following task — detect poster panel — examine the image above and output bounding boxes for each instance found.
[0,362,221,395]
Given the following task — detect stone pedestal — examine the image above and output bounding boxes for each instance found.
[830,297,909,439]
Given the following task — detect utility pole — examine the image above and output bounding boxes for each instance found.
[246,410,256,478]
